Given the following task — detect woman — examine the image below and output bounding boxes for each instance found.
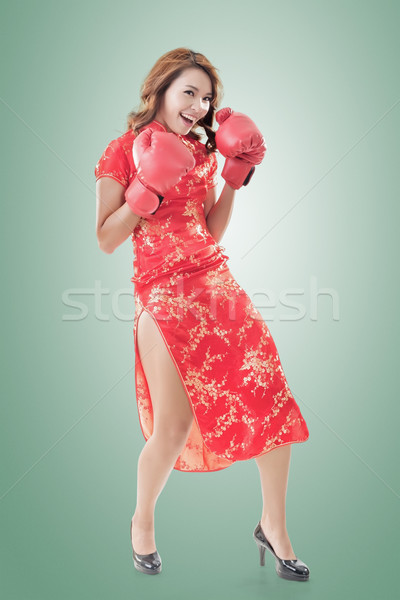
[94,47,310,582]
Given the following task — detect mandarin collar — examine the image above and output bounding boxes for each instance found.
[139,119,168,134]
[138,120,192,139]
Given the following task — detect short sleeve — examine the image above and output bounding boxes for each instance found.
[94,137,130,188]
[206,151,218,190]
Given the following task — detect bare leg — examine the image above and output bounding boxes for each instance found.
[254,444,297,560]
[132,310,194,554]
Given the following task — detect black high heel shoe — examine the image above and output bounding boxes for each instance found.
[253,521,309,581]
[130,519,162,575]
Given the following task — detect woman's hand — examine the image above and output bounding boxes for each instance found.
[215,107,267,190]
[125,128,195,217]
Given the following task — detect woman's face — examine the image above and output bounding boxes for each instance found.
[155,67,213,134]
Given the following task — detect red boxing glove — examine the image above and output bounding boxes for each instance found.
[125,128,195,217]
[215,107,267,190]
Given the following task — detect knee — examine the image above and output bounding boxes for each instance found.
[153,418,193,449]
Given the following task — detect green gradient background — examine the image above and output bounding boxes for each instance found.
[1,1,399,598]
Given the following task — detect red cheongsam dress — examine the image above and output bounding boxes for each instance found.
[94,119,309,472]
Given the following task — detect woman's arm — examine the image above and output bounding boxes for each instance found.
[96,177,142,254]
[205,182,236,243]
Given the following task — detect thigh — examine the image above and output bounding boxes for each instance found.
[136,309,194,435]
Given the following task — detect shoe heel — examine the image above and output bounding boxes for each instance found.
[253,521,310,581]
[130,518,162,575]
[256,541,266,566]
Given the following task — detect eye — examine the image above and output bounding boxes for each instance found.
[184,90,213,102]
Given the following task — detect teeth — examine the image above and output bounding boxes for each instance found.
[181,113,195,122]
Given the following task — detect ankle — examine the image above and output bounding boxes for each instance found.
[261,516,287,536]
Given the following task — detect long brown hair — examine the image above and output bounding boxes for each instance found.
[126,48,223,153]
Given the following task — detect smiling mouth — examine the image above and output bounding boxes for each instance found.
[180,113,196,126]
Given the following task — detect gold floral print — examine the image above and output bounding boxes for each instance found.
[96,126,309,472]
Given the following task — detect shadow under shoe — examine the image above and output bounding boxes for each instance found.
[130,519,162,575]
[253,521,309,581]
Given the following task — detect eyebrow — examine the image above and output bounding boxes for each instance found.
[185,85,213,96]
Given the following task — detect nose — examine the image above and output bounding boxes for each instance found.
[191,97,207,115]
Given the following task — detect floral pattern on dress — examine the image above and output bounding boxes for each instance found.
[95,121,309,472]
